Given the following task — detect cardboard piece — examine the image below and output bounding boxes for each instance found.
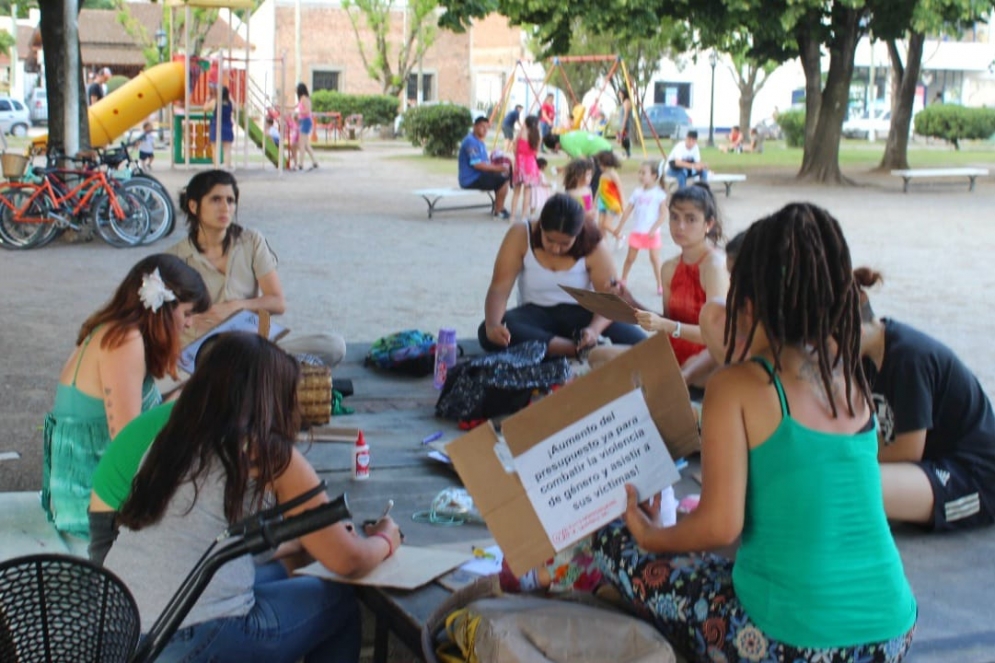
[295,545,473,590]
[179,309,289,374]
[447,333,699,576]
[559,285,639,324]
[307,426,362,443]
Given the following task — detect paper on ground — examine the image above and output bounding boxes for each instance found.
[295,545,473,590]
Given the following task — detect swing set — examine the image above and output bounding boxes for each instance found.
[487,55,671,159]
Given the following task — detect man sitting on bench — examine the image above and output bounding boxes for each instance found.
[666,130,710,189]
[459,116,511,219]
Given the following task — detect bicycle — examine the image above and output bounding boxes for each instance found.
[0,149,150,250]
[98,139,176,243]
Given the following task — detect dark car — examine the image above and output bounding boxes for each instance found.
[639,104,693,140]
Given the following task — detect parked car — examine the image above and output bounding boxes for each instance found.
[26,88,47,126]
[0,97,30,137]
[638,104,693,140]
[842,109,893,140]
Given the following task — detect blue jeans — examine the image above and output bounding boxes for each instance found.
[153,562,361,663]
[478,303,646,352]
[666,167,709,190]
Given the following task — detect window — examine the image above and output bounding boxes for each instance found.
[654,82,691,108]
[312,70,340,93]
[0,100,11,111]
[11,100,24,111]
[406,72,434,102]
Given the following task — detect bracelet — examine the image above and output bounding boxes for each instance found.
[371,532,393,560]
[671,321,682,339]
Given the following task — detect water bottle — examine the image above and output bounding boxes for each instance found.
[433,327,458,389]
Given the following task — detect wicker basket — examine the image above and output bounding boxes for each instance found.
[1,153,28,180]
[298,362,332,427]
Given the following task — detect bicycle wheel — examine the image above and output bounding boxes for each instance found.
[90,190,150,248]
[120,179,174,244]
[0,184,59,250]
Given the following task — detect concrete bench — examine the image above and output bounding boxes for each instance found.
[413,188,495,218]
[707,173,747,197]
[890,167,989,193]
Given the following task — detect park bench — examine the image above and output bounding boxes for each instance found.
[707,173,747,197]
[413,188,495,218]
[890,167,989,193]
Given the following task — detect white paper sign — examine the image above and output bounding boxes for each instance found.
[513,388,680,549]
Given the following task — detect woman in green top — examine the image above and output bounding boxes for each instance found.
[593,203,917,662]
[43,254,209,538]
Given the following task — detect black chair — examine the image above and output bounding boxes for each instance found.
[0,553,140,663]
[0,490,350,663]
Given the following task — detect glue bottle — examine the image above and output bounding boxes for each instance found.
[353,430,370,481]
[433,327,458,389]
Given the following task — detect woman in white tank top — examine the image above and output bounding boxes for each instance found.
[478,193,645,358]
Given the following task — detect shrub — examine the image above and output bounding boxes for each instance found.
[914,104,995,150]
[310,91,398,129]
[403,104,472,157]
[106,75,129,95]
[777,108,805,148]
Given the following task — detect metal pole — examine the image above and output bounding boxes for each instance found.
[64,0,80,156]
[707,58,716,148]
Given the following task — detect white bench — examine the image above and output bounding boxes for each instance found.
[413,188,495,218]
[707,173,747,197]
[890,167,989,193]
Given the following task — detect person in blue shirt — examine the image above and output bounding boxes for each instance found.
[458,116,511,219]
[501,104,523,152]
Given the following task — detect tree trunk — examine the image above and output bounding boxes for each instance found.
[738,90,754,136]
[798,5,863,184]
[39,0,89,154]
[878,33,924,171]
[796,18,823,150]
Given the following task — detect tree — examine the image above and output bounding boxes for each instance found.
[39,0,90,153]
[342,0,438,98]
[720,34,779,135]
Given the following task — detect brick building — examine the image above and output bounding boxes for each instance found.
[250,0,526,111]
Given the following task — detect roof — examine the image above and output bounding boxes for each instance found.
[0,26,37,66]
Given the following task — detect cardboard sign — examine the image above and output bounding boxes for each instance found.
[447,332,699,575]
[559,285,639,324]
[514,388,680,549]
[179,309,289,374]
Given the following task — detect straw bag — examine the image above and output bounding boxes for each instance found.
[297,354,332,427]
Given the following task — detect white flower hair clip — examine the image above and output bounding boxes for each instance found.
[138,268,177,312]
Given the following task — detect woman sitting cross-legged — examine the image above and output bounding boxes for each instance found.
[478,193,645,358]
[592,203,917,663]
[42,254,209,539]
[104,332,401,663]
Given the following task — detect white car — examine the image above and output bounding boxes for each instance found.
[842,109,902,140]
[0,97,31,137]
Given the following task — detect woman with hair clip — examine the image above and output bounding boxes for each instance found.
[593,203,916,663]
[167,169,346,368]
[856,267,995,531]
[105,332,401,663]
[478,192,645,358]
[42,254,210,539]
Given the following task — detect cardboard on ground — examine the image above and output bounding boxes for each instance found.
[179,309,289,374]
[559,285,639,324]
[447,332,699,576]
[295,544,473,590]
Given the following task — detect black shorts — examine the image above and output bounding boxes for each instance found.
[139,151,154,160]
[465,171,509,192]
[919,456,994,531]
[501,124,515,140]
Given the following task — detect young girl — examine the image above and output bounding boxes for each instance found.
[295,82,319,170]
[594,151,624,240]
[207,86,235,169]
[133,121,155,170]
[105,332,401,661]
[562,158,595,224]
[42,254,210,538]
[510,115,541,223]
[593,203,916,663]
[614,160,667,293]
[530,157,553,219]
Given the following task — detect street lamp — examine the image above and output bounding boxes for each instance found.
[707,50,718,148]
[155,27,168,141]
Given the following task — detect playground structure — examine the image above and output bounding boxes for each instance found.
[488,56,674,159]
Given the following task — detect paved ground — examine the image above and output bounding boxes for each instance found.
[1,139,993,661]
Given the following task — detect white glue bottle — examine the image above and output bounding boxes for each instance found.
[353,430,370,481]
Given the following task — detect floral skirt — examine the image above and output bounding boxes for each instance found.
[591,521,915,663]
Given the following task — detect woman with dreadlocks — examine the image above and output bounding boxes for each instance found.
[592,203,917,662]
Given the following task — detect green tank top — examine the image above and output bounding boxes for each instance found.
[42,329,162,538]
[92,401,175,510]
[732,358,916,648]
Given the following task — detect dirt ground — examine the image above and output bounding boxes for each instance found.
[1,139,993,489]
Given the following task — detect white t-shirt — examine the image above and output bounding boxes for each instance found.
[628,186,667,234]
[670,141,701,167]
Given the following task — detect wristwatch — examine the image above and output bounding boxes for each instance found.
[672,321,682,339]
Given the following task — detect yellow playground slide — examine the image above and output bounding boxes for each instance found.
[33,60,186,151]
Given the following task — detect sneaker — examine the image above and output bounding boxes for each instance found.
[495,209,510,220]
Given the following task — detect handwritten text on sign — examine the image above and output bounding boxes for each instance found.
[514,388,680,549]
